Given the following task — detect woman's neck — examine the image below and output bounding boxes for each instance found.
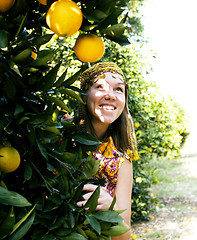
[90,121,110,140]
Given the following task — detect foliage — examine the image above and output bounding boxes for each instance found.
[0,0,136,239]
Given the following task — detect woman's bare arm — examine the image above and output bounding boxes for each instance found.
[77,159,133,240]
[111,159,133,240]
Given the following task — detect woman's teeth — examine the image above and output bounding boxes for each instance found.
[99,105,115,110]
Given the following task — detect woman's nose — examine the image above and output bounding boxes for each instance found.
[104,90,116,100]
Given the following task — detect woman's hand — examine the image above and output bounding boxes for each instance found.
[76,183,114,210]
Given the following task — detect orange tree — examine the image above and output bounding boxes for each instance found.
[0,0,139,239]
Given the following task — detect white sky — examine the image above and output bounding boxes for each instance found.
[141,0,197,154]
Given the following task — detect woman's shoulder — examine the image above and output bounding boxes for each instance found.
[118,148,139,164]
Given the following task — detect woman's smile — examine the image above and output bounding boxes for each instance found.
[86,72,126,132]
[99,104,116,111]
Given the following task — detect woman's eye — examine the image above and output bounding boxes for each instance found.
[96,84,103,89]
[116,87,123,92]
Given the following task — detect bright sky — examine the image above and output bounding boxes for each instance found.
[141,0,197,154]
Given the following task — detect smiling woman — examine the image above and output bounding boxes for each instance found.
[74,62,139,240]
[85,72,126,139]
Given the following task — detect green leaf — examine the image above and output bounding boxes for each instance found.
[72,182,85,202]
[105,35,130,46]
[10,205,36,235]
[38,62,61,91]
[48,217,65,231]
[31,50,55,66]
[100,221,112,231]
[101,222,130,236]
[17,116,30,125]
[0,186,31,207]
[84,229,97,240]
[93,210,123,223]
[12,48,32,62]
[82,24,98,32]
[46,162,54,172]
[44,126,61,135]
[59,88,84,104]
[114,209,126,214]
[9,206,36,240]
[63,232,87,240]
[14,104,24,116]
[120,11,128,24]
[84,186,100,212]
[7,60,22,77]
[24,162,33,181]
[61,121,75,130]
[0,206,15,239]
[54,68,67,87]
[109,195,116,211]
[63,68,82,86]
[0,180,7,189]
[91,9,108,20]
[28,113,50,125]
[4,78,16,99]
[0,117,7,130]
[81,154,100,179]
[55,228,73,236]
[97,8,124,29]
[77,226,89,239]
[62,152,76,163]
[102,23,126,37]
[69,211,75,228]
[72,146,82,169]
[0,30,8,49]
[72,132,101,146]
[15,13,27,38]
[97,0,116,12]
[36,138,48,160]
[83,9,108,22]
[46,96,71,113]
[32,34,54,48]
[85,215,101,234]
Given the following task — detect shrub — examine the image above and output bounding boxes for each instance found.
[0,0,135,238]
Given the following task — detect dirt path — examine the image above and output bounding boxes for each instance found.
[131,156,197,240]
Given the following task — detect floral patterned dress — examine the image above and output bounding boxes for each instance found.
[92,136,139,196]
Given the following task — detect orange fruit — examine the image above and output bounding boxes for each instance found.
[46,0,83,37]
[74,34,105,62]
[31,51,37,60]
[37,0,47,5]
[134,122,140,128]
[0,0,15,13]
[0,146,20,173]
[130,234,138,239]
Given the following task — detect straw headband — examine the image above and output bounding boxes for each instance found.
[80,62,127,91]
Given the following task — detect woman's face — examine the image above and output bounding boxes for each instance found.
[86,72,126,127]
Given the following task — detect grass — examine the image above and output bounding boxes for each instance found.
[149,157,197,199]
[131,155,197,240]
